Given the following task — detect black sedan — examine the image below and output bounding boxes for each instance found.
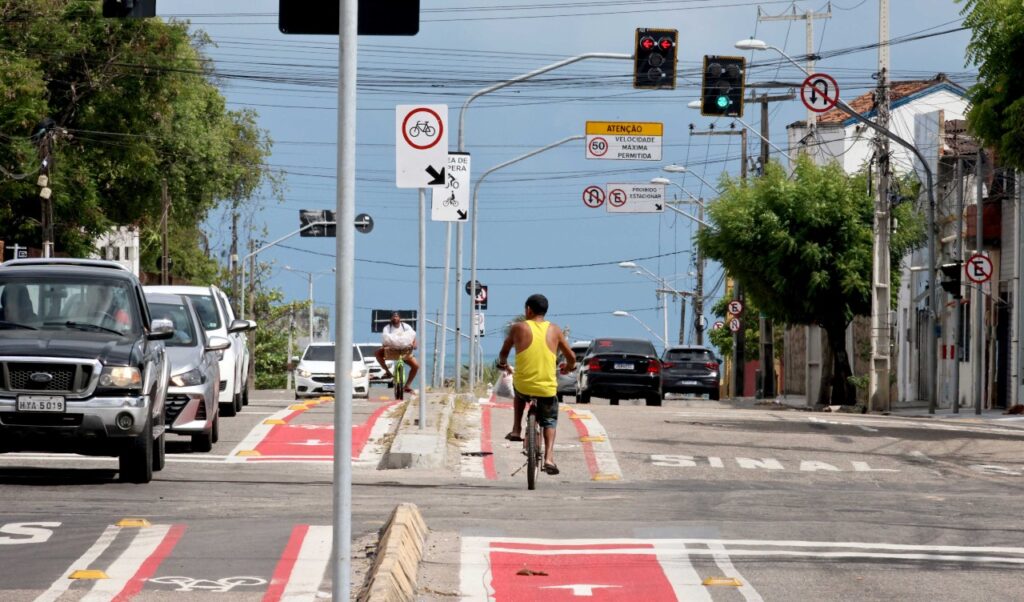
[661,345,720,400]
[576,338,662,406]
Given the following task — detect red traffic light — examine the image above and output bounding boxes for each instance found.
[640,36,656,51]
[658,37,674,50]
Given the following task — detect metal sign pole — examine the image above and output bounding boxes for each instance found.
[332,0,356,597]
[419,189,427,427]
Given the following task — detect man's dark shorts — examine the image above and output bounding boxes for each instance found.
[514,389,559,428]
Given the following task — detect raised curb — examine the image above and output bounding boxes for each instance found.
[384,394,454,469]
[358,503,428,602]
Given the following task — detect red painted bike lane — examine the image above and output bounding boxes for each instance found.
[246,400,398,462]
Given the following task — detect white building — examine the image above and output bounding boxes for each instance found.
[91,226,140,276]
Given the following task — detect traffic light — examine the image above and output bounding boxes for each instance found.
[940,261,962,298]
[701,56,746,117]
[633,28,678,90]
[102,0,156,18]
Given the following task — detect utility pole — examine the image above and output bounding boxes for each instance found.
[287,309,295,391]
[758,2,832,126]
[953,159,964,413]
[758,94,776,398]
[34,120,55,258]
[161,179,170,285]
[975,149,986,415]
[868,0,891,412]
[230,205,240,299]
[689,124,745,349]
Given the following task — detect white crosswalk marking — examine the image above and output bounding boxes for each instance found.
[35,524,120,602]
[80,524,173,600]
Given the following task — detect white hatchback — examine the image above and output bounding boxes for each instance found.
[295,343,369,399]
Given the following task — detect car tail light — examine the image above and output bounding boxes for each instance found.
[705,362,719,370]
[587,358,601,372]
[647,361,661,374]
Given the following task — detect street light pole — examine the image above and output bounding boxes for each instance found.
[239,220,332,319]
[612,310,667,348]
[283,266,335,344]
[652,177,708,346]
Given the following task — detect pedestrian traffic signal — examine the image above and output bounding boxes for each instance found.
[102,0,156,18]
[701,56,746,117]
[940,261,962,298]
[633,28,678,90]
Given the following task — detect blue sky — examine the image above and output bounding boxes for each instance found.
[159,1,972,367]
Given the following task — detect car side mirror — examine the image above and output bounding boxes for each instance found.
[206,336,231,352]
[246,320,258,331]
[148,318,174,341]
[290,355,301,364]
[228,319,249,334]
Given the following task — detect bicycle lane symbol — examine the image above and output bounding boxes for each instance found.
[608,189,627,208]
[582,186,604,208]
[401,107,444,150]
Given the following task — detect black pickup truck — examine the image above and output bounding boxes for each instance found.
[0,259,172,482]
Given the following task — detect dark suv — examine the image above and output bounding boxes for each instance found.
[661,345,720,400]
[576,337,662,406]
[0,259,173,483]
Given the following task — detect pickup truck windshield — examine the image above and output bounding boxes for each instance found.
[0,277,139,336]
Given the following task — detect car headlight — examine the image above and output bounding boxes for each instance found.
[170,368,205,387]
[297,368,311,378]
[351,368,368,378]
[99,366,142,388]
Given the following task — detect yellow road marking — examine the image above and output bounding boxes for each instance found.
[70,570,108,580]
[702,577,742,587]
[115,518,151,528]
[263,419,286,425]
[579,435,606,443]
[289,404,310,411]
[592,473,621,481]
[235,450,261,457]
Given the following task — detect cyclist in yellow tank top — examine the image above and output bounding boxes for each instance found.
[496,294,575,475]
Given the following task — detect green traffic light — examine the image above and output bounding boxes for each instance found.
[716,96,729,108]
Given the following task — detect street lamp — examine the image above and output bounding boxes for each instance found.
[618,261,691,346]
[612,310,666,348]
[735,37,941,412]
[662,164,720,195]
[283,265,336,343]
[650,177,708,346]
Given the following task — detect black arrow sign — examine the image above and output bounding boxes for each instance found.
[655,203,663,211]
[426,165,446,186]
[456,209,467,220]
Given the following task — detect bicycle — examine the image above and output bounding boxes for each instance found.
[408,121,435,138]
[385,346,413,400]
[442,192,459,207]
[447,172,459,189]
[510,395,543,490]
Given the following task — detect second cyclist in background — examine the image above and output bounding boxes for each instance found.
[376,312,419,395]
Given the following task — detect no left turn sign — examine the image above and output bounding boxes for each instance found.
[582,186,605,208]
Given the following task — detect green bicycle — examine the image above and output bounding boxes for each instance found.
[387,347,413,400]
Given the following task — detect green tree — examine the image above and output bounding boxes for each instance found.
[698,157,923,405]
[0,0,274,276]
[959,0,1024,169]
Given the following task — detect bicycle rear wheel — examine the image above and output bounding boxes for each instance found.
[526,413,538,490]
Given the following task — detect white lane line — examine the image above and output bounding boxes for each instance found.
[279,526,333,602]
[460,402,486,479]
[34,525,121,602]
[707,542,764,602]
[80,524,173,601]
[567,407,623,481]
[652,540,711,601]
[459,536,494,602]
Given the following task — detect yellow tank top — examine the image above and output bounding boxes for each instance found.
[513,320,557,397]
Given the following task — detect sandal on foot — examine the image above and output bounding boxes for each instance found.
[505,432,524,442]
[543,463,559,475]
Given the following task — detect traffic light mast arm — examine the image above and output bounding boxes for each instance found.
[457,53,631,152]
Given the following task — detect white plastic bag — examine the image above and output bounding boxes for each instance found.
[382,327,415,349]
[494,372,514,399]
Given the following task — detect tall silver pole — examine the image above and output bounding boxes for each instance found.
[439,223,451,387]
[468,135,585,392]
[975,150,985,415]
[418,189,427,428]
[1017,169,1024,408]
[331,0,356,597]
[455,225,463,389]
[661,292,669,351]
[308,273,314,342]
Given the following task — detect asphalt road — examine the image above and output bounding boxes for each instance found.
[1,389,1022,601]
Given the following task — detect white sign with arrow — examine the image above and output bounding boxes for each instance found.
[396,104,449,188]
[605,183,665,213]
[431,152,470,221]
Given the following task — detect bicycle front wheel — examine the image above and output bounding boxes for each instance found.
[526,413,538,490]
[394,362,405,400]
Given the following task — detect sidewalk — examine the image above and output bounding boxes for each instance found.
[770,393,1024,426]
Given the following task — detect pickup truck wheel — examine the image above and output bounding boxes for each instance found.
[220,399,237,418]
[119,418,153,483]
